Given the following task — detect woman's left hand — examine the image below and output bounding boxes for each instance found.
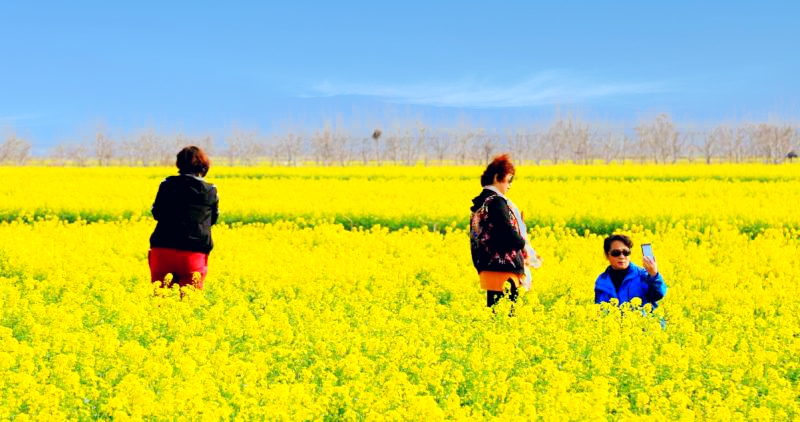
[643,256,658,277]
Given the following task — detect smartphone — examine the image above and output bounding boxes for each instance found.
[641,243,655,260]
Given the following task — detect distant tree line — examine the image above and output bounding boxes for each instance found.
[2,113,799,166]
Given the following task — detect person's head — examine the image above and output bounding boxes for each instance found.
[604,234,633,270]
[480,154,515,195]
[176,146,211,177]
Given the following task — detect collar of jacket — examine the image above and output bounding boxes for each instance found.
[484,185,505,199]
[179,173,206,181]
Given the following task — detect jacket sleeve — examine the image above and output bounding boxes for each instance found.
[210,186,219,226]
[595,290,611,304]
[644,270,667,303]
[594,276,611,304]
[486,197,527,251]
[151,181,168,221]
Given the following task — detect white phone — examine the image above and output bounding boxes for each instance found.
[641,243,655,260]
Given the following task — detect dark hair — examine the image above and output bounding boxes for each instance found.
[176,146,211,177]
[603,234,633,254]
[480,154,515,187]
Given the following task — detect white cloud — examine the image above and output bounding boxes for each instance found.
[303,71,666,108]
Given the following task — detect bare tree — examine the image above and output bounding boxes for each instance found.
[678,129,700,164]
[597,126,627,164]
[95,130,115,166]
[700,124,733,164]
[383,128,401,165]
[428,128,451,165]
[524,126,546,165]
[154,132,178,166]
[568,118,595,165]
[173,132,215,157]
[371,129,382,165]
[472,128,496,164]
[263,135,279,165]
[69,142,92,166]
[50,143,69,166]
[452,117,477,165]
[398,127,420,166]
[48,139,90,166]
[417,123,428,166]
[748,120,796,164]
[226,126,263,166]
[191,134,215,157]
[117,134,134,165]
[543,116,571,164]
[0,132,32,165]
[331,126,355,166]
[728,124,749,163]
[453,128,472,165]
[76,128,214,167]
[33,113,800,166]
[311,125,334,165]
[709,123,749,163]
[276,131,303,166]
[634,113,680,164]
[130,128,161,166]
[360,134,372,165]
[507,127,530,165]
[348,121,367,166]
[676,126,700,164]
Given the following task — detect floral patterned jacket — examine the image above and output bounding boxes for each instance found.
[469,189,527,274]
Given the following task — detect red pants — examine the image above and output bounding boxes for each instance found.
[148,247,209,290]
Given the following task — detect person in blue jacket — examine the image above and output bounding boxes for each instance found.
[594,234,667,308]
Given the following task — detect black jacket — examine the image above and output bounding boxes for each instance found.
[469,189,527,274]
[150,174,219,254]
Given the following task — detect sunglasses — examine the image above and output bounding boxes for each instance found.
[609,249,631,257]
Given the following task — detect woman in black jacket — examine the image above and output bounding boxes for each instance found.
[149,146,219,290]
[470,154,540,307]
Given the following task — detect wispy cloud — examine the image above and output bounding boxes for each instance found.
[302,71,667,108]
[0,113,41,121]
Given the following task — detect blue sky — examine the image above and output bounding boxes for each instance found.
[1,1,798,152]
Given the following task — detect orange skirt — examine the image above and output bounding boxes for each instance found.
[479,271,522,292]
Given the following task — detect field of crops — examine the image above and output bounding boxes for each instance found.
[1,164,799,420]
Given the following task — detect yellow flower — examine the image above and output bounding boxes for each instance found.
[0,164,798,419]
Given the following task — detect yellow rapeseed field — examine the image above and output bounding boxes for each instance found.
[1,164,799,420]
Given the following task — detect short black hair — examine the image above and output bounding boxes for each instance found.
[176,146,211,177]
[603,234,633,254]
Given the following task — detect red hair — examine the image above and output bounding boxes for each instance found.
[176,146,211,177]
[480,154,515,186]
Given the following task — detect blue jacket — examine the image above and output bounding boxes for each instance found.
[594,263,667,309]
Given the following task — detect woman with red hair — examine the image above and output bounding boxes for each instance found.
[469,154,541,308]
[149,146,219,291]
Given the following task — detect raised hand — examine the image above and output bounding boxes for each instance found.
[642,255,658,277]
